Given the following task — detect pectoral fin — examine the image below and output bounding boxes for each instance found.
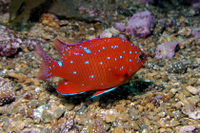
[56,80,85,96]
[91,87,117,98]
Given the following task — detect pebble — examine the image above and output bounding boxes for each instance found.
[5,120,25,132]
[182,104,200,120]
[8,72,27,82]
[178,92,190,105]
[113,126,124,133]
[100,27,120,38]
[0,77,15,105]
[33,104,50,119]
[105,109,119,122]
[186,86,199,95]
[166,61,187,74]
[179,125,196,132]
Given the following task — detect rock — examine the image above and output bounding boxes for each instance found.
[179,125,196,132]
[188,95,200,106]
[126,10,155,37]
[0,77,15,105]
[100,27,120,38]
[114,22,126,32]
[42,107,65,123]
[0,25,22,56]
[191,27,200,39]
[105,109,119,122]
[182,104,200,120]
[5,120,25,132]
[81,119,106,133]
[33,104,50,119]
[113,126,124,133]
[22,128,41,133]
[178,92,190,105]
[166,61,187,74]
[186,86,199,95]
[155,41,179,59]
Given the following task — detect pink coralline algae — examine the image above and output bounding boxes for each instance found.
[0,25,46,56]
[114,22,126,32]
[191,27,200,39]
[155,42,179,59]
[0,25,22,56]
[0,77,15,105]
[126,10,155,38]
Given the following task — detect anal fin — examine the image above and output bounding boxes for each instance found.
[91,87,117,98]
[56,80,85,96]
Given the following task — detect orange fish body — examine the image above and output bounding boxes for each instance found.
[35,38,147,98]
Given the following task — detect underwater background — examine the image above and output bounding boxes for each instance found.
[0,0,199,132]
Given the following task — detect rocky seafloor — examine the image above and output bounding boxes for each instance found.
[0,0,199,132]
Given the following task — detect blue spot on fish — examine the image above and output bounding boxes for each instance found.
[85,49,92,53]
[73,71,77,74]
[58,62,63,67]
[85,61,89,64]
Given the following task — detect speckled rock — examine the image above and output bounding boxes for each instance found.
[182,104,200,120]
[81,119,106,133]
[0,77,15,105]
[0,25,22,56]
[166,61,187,73]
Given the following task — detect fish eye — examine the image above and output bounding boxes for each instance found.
[137,53,145,61]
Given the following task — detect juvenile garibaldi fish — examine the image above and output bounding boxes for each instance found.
[35,38,147,98]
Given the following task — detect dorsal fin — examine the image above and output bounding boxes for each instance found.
[53,39,71,60]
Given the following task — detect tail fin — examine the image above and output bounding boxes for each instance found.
[35,44,58,80]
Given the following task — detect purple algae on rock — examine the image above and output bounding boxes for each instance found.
[191,27,200,39]
[0,25,46,56]
[0,77,15,105]
[155,41,179,59]
[126,10,155,38]
[114,22,126,32]
[0,25,22,56]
